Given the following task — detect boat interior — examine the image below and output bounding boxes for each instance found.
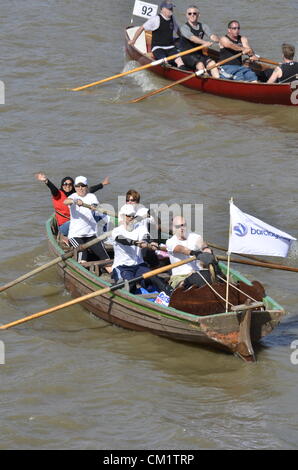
[126,25,274,82]
[51,218,281,316]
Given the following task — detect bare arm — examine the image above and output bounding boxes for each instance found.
[267,66,282,84]
[128,26,145,46]
[64,197,74,206]
[173,244,211,256]
[64,198,97,210]
[63,198,83,206]
[219,35,251,55]
[181,24,214,47]
[188,34,213,47]
[240,36,258,60]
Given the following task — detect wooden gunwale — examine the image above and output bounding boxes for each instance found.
[124,26,297,106]
[46,215,286,360]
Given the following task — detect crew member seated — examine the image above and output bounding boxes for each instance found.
[111,204,172,295]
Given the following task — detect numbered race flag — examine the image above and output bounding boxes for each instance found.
[132,0,158,19]
[228,202,296,257]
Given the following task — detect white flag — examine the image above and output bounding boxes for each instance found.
[228,202,296,257]
[132,0,158,19]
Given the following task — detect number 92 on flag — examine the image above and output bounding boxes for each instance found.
[133,0,158,19]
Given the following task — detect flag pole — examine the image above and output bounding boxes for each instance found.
[225,198,233,312]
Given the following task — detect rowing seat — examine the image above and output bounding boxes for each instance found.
[77,259,112,276]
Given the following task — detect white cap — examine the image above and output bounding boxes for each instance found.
[135,207,149,218]
[75,176,88,186]
[119,204,136,216]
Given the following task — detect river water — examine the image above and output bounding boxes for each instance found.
[1,0,298,450]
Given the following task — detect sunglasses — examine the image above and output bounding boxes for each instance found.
[75,183,87,187]
[63,182,73,186]
[126,198,137,202]
[187,12,198,15]
[174,223,187,229]
[125,214,136,218]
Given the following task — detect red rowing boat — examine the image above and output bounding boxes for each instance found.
[125,26,298,106]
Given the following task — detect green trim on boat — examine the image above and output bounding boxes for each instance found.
[46,215,284,317]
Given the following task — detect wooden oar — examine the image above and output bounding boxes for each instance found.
[71,44,211,92]
[129,52,243,103]
[0,230,112,294]
[255,56,279,66]
[217,255,298,273]
[0,255,197,330]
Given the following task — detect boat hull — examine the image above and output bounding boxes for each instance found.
[125,27,298,106]
[47,217,286,361]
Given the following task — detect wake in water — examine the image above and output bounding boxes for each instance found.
[110,60,167,103]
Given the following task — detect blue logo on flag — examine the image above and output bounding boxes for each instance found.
[233,223,248,237]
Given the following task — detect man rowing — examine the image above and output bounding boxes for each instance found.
[128,1,186,70]
[179,5,220,77]
[166,215,214,289]
[267,43,298,83]
[111,204,171,295]
[219,20,258,81]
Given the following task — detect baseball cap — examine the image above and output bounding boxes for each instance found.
[135,207,149,218]
[160,2,175,9]
[120,204,137,217]
[75,176,88,186]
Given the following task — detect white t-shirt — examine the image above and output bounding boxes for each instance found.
[166,232,204,276]
[68,192,99,238]
[111,224,149,269]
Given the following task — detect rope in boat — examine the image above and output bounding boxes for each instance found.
[194,270,235,308]
[193,270,260,308]
[217,275,258,303]
[279,73,298,83]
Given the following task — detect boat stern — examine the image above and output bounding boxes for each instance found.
[198,300,286,362]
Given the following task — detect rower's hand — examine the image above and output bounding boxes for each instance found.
[190,250,202,259]
[149,242,159,251]
[135,241,149,249]
[76,199,83,207]
[243,47,252,56]
[248,54,258,62]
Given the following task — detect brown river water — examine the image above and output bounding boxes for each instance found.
[0,0,298,450]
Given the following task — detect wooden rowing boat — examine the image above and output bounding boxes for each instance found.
[125,26,298,106]
[47,215,286,362]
